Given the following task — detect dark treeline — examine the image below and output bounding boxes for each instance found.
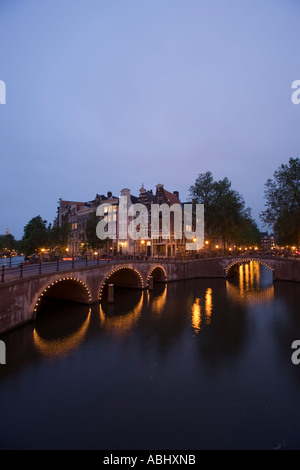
[260,157,300,249]
[189,171,261,250]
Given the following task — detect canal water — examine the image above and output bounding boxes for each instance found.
[0,261,300,450]
[0,255,24,267]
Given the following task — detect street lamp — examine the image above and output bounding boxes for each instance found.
[40,248,46,262]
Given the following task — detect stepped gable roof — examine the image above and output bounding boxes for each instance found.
[61,200,85,211]
[130,194,139,204]
[163,189,180,205]
[154,184,181,205]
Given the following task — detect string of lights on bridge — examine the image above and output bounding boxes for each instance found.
[225,259,275,277]
[98,265,145,301]
[33,277,92,314]
[147,265,168,284]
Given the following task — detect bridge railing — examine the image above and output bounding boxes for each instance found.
[0,255,105,284]
[0,252,299,284]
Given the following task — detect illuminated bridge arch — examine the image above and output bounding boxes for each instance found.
[33,277,92,315]
[147,265,167,286]
[99,265,144,301]
[225,258,274,278]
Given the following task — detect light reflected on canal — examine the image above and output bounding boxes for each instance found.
[191,298,201,333]
[205,287,213,323]
[151,285,167,315]
[191,288,213,333]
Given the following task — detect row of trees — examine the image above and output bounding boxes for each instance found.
[10,214,105,257]
[189,157,300,250]
[0,214,106,257]
[20,216,71,257]
[260,157,300,248]
[0,233,19,252]
[189,171,261,250]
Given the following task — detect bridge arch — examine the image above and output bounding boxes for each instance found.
[147,265,167,286]
[225,258,274,278]
[33,276,92,315]
[99,265,144,301]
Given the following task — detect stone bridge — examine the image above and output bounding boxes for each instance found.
[0,256,299,334]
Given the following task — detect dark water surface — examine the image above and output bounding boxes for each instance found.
[1,262,300,450]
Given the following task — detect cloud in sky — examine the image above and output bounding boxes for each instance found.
[0,0,300,238]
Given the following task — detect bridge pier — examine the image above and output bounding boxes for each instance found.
[108,284,114,303]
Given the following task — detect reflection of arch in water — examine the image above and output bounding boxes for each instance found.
[33,277,92,315]
[33,308,91,358]
[99,266,144,301]
[225,258,274,278]
[226,280,274,305]
[99,291,143,334]
[147,265,167,286]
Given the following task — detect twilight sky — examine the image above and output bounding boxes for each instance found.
[0,0,300,239]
